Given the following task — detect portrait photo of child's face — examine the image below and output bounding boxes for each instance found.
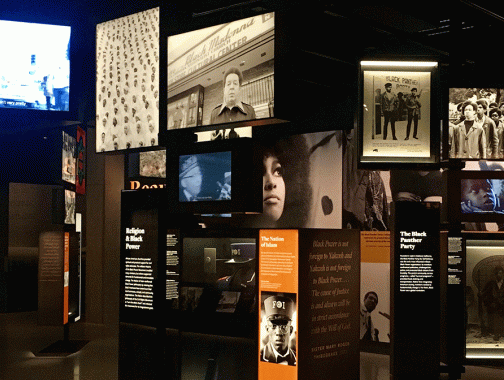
[461,179,496,211]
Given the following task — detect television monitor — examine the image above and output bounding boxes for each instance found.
[167,12,275,131]
[179,151,231,202]
[449,170,504,225]
[447,88,504,160]
[167,138,261,215]
[96,7,160,152]
[0,19,71,112]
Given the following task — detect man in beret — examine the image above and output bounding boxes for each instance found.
[210,67,256,125]
[260,295,297,366]
[381,82,398,140]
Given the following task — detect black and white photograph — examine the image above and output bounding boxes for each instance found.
[360,266,390,343]
[195,126,252,142]
[64,189,76,225]
[62,131,76,184]
[448,88,504,160]
[466,244,504,356]
[243,131,342,229]
[167,12,274,129]
[95,7,159,152]
[260,292,297,366]
[178,151,232,202]
[361,64,434,161]
[0,20,70,111]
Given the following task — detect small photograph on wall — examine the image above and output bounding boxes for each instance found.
[62,131,76,184]
[448,88,504,160]
[64,189,75,225]
[360,61,438,164]
[96,7,159,152]
[466,243,504,354]
[167,12,275,129]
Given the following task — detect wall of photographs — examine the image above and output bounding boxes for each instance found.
[88,5,504,380]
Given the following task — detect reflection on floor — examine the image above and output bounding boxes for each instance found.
[1,312,504,379]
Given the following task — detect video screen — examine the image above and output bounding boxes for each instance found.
[96,7,160,152]
[448,88,504,160]
[460,178,504,216]
[0,20,70,111]
[167,12,275,129]
[179,151,231,202]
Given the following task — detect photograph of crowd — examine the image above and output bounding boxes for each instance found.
[96,7,159,152]
[448,88,504,159]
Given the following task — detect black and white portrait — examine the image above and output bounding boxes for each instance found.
[249,131,342,229]
[167,13,275,128]
[260,292,297,366]
[96,7,159,152]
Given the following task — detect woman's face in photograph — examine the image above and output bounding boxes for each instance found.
[263,154,285,222]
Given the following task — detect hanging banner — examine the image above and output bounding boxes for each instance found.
[76,126,86,194]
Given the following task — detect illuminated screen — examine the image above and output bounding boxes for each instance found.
[179,151,231,202]
[0,20,70,111]
[168,12,275,129]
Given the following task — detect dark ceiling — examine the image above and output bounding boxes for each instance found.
[1,0,504,134]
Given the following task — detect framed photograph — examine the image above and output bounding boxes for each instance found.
[359,61,439,166]
[465,235,504,360]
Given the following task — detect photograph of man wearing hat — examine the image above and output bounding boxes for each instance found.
[260,295,297,366]
[179,155,203,202]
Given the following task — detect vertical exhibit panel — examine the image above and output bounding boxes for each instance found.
[259,229,298,380]
[120,190,161,327]
[258,229,360,380]
[392,201,440,379]
[38,230,65,325]
[298,229,360,380]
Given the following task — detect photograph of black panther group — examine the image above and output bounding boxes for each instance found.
[448,88,504,160]
[361,70,432,159]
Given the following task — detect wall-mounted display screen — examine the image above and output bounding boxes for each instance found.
[179,151,231,202]
[448,88,504,160]
[167,12,275,130]
[0,20,70,111]
[167,138,261,215]
[96,7,159,152]
[449,171,504,225]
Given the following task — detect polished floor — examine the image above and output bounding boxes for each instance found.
[1,312,504,380]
